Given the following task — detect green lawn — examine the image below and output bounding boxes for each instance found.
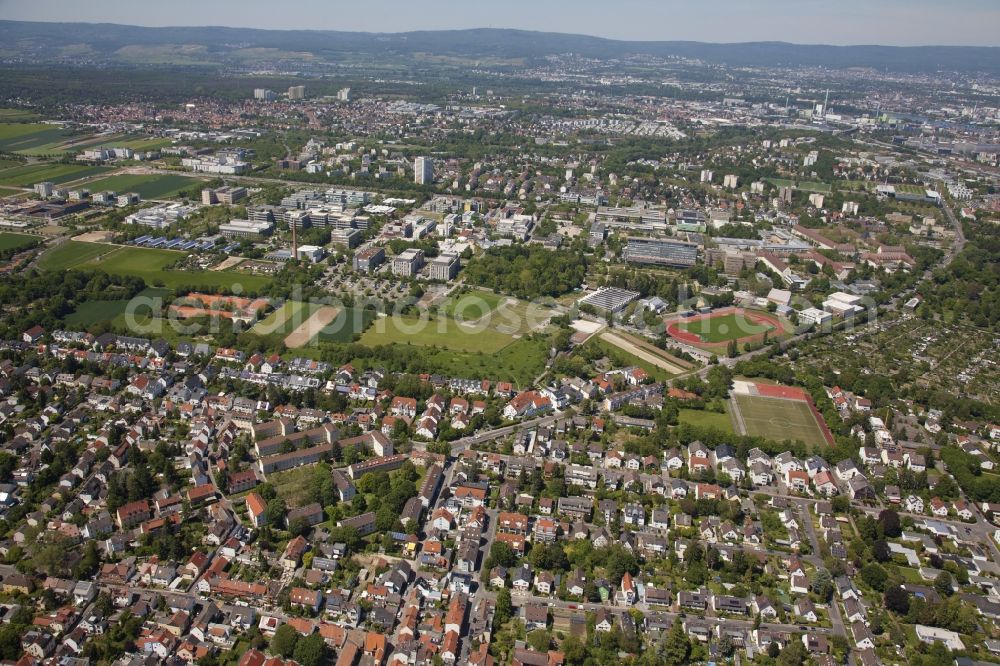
[79,246,271,291]
[0,163,111,187]
[41,241,271,292]
[78,173,202,199]
[679,313,774,343]
[355,335,548,387]
[64,287,170,327]
[441,289,506,320]
[0,232,39,252]
[315,307,377,343]
[37,240,118,270]
[733,393,829,449]
[251,300,320,336]
[358,313,517,353]
[679,408,734,433]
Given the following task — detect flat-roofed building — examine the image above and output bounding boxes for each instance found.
[219,219,273,239]
[353,246,386,273]
[393,248,425,276]
[428,253,460,281]
[625,237,699,268]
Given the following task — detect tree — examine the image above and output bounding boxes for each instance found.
[810,567,833,601]
[292,633,326,666]
[934,571,954,597]
[270,624,299,658]
[884,586,910,615]
[494,588,513,628]
[860,563,889,592]
[878,508,902,538]
[776,639,807,666]
[660,620,691,666]
[527,629,551,652]
[873,539,892,562]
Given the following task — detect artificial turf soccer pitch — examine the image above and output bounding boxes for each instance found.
[732,393,829,449]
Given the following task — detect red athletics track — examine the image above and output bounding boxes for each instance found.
[666,307,783,347]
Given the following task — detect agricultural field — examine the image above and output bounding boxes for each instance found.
[731,393,829,449]
[358,313,517,354]
[0,122,79,154]
[0,232,39,252]
[78,173,202,199]
[0,162,111,187]
[40,241,272,291]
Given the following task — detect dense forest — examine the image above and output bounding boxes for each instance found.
[464,245,588,300]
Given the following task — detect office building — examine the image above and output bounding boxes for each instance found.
[219,219,273,239]
[296,245,326,263]
[337,87,351,102]
[428,253,460,281]
[414,157,434,185]
[288,85,306,100]
[202,186,248,205]
[353,246,386,273]
[392,248,425,276]
[329,228,362,248]
[624,237,699,268]
[254,88,277,101]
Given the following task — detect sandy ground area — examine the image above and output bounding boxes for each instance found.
[74,230,115,243]
[211,256,245,271]
[284,306,340,348]
[600,331,687,375]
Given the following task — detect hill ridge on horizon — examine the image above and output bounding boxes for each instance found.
[1,20,998,74]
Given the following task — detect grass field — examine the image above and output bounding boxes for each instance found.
[679,408,734,433]
[37,240,118,270]
[732,394,828,449]
[0,163,111,187]
[764,178,832,194]
[41,241,272,291]
[678,313,774,343]
[441,289,506,320]
[0,232,39,252]
[358,313,516,353]
[251,301,320,336]
[354,335,548,387]
[315,307,377,343]
[78,173,201,199]
[64,287,170,327]
[268,466,319,508]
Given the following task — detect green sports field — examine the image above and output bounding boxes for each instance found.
[78,173,201,199]
[678,313,774,343]
[0,232,39,252]
[732,394,828,449]
[37,240,117,270]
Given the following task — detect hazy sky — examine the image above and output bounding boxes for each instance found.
[2,0,999,46]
